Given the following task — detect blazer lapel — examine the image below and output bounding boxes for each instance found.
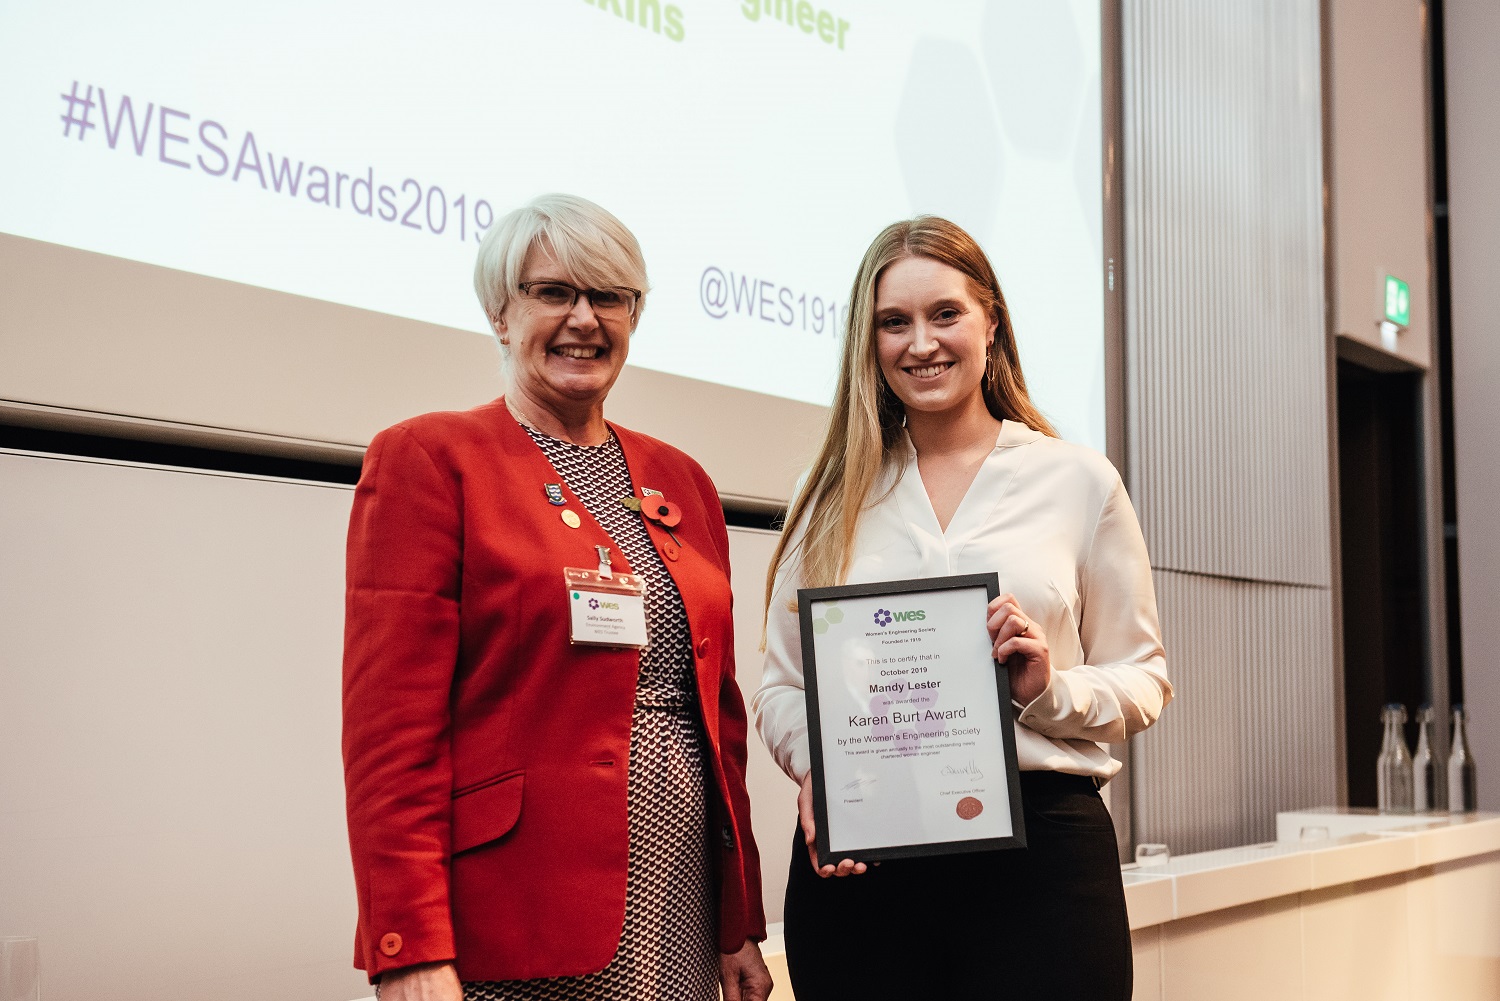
[610,424,722,747]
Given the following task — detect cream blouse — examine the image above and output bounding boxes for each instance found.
[754,421,1173,784]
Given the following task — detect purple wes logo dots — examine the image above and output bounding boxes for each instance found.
[588,598,600,610]
[873,608,893,627]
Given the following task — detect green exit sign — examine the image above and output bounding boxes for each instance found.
[1384,275,1411,326]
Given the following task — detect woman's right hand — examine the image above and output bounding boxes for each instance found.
[377,962,462,1001]
[798,774,869,878]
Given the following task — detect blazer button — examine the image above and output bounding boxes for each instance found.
[379,932,403,957]
[663,543,680,562]
[696,637,710,659]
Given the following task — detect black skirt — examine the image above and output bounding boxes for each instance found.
[783,770,1132,1001]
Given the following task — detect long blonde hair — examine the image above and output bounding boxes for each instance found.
[763,217,1057,618]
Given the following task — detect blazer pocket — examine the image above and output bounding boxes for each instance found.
[451,770,524,855]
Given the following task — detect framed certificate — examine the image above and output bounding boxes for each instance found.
[799,573,1026,866]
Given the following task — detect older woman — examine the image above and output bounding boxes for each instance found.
[342,194,771,1001]
[755,216,1172,999]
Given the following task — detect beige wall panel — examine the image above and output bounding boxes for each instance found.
[0,235,500,446]
[0,451,364,1001]
[1159,896,1304,1001]
[1300,873,1413,1001]
[0,234,823,508]
[763,952,793,999]
[1325,0,1433,367]
[1445,0,1500,812]
[1132,924,1165,1001]
[1407,854,1500,999]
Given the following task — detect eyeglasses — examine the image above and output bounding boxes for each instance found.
[517,281,642,319]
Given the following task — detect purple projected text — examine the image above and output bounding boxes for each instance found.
[59,81,495,242]
[698,264,846,334]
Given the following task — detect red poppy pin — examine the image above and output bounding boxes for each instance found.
[621,492,683,544]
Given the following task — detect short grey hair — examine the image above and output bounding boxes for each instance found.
[473,194,650,347]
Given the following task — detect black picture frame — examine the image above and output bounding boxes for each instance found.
[798,572,1027,866]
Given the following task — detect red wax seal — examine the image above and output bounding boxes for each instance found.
[956,797,984,820]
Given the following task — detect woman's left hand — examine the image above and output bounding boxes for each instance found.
[987,593,1052,706]
[719,940,774,1001]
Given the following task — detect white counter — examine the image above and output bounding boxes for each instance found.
[1122,808,1500,928]
[1127,809,1500,1001]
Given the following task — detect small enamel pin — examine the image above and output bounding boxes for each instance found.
[545,483,566,506]
[561,510,582,529]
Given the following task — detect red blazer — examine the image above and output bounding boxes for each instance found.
[341,398,766,983]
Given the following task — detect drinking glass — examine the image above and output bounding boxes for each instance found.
[1135,843,1170,867]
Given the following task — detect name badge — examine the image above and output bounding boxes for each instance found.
[565,567,648,649]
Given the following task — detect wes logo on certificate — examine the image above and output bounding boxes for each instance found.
[798,573,1026,865]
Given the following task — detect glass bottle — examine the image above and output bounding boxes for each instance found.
[1377,703,1414,814]
[1448,705,1478,813]
[1412,704,1437,812]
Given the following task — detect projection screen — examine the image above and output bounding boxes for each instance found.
[0,0,1116,506]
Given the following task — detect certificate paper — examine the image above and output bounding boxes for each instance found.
[799,574,1025,864]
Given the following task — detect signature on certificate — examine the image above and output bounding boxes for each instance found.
[841,775,877,792]
[940,759,984,781]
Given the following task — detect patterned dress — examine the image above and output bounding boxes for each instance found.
[461,427,719,1001]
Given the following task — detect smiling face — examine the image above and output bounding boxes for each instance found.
[873,255,998,420]
[495,247,632,415]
